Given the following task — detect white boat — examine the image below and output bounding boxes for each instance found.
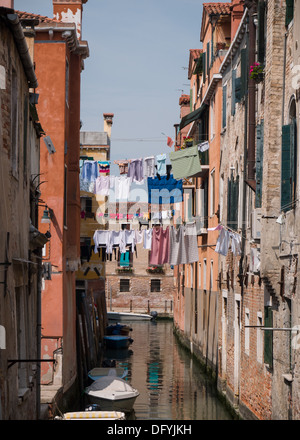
[85,376,139,413]
[58,410,125,420]
[107,311,153,321]
[88,367,128,381]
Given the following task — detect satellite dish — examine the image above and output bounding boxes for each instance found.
[43,136,56,154]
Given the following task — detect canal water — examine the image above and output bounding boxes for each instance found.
[102,319,233,420]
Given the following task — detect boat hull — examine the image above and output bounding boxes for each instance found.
[104,335,132,349]
[85,394,138,413]
[61,411,125,420]
[107,311,152,322]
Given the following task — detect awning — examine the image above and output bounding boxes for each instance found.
[179,103,208,131]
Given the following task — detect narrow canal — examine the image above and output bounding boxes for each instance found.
[102,319,233,420]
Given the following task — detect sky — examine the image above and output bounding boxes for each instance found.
[14,0,206,173]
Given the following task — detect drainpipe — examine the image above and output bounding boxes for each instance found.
[247,1,257,188]
[6,13,38,88]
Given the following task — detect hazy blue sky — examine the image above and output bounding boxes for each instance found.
[15,0,205,168]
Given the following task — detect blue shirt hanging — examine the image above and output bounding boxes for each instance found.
[147,174,183,204]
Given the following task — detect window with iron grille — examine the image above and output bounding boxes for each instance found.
[151,279,161,292]
[120,279,130,292]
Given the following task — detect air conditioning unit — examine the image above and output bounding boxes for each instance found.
[251,210,262,240]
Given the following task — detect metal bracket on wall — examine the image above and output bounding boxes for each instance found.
[7,359,56,369]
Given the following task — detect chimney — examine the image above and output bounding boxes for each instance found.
[103,113,114,138]
[53,0,88,40]
[0,0,14,8]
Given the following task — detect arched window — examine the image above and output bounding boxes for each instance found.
[281,97,297,211]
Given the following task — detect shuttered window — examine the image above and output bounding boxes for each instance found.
[257,0,266,63]
[202,52,206,82]
[255,121,264,208]
[207,42,210,72]
[222,85,227,128]
[240,47,248,98]
[281,121,297,211]
[231,69,236,116]
[264,306,273,368]
[227,174,239,230]
[285,0,294,26]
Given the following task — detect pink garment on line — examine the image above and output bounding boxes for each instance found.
[149,226,170,265]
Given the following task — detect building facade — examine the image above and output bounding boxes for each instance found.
[0,5,47,419]
[17,0,90,416]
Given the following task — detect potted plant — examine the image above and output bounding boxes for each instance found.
[249,62,264,83]
[182,137,193,148]
[146,266,165,274]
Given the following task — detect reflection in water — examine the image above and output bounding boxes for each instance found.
[102,320,232,420]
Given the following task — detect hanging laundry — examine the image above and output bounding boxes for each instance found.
[156,153,167,175]
[207,224,223,231]
[127,158,144,184]
[94,176,110,196]
[143,156,155,178]
[143,229,153,250]
[80,160,98,192]
[230,232,242,256]
[120,251,130,267]
[93,230,110,253]
[167,137,174,148]
[114,176,131,200]
[197,141,209,152]
[169,146,202,180]
[169,223,199,266]
[114,160,131,175]
[149,226,170,265]
[215,228,230,256]
[98,161,110,173]
[134,229,143,245]
[148,174,183,205]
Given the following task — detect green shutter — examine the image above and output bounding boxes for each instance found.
[207,42,210,72]
[190,89,193,112]
[202,52,206,82]
[235,77,241,103]
[281,124,292,211]
[231,69,236,116]
[285,0,294,26]
[257,0,266,63]
[211,33,214,65]
[240,47,248,98]
[255,121,264,208]
[227,174,239,230]
[264,306,273,368]
[222,85,227,128]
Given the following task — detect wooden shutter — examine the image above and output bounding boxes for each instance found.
[222,85,227,128]
[235,77,241,103]
[202,51,206,82]
[211,33,214,65]
[255,121,264,208]
[240,47,248,98]
[231,69,236,116]
[190,89,193,112]
[281,124,292,211]
[285,0,294,26]
[257,0,266,63]
[207,42,210,71]
[264,306,273,368]
[227,174,239,230]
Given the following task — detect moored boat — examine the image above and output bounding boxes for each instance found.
[58,410,126,420]
[85,376,139,413]
[106,323,132,335]
[104,335,133,349]
[107,311,153,322]
[88,367,128,381]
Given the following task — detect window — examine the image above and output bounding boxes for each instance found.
[23,94,28,178]
[281,99,297,211]
[151,279,161,292]
[184,188,195,221]
[256,121,264,208]
[190,264,194,289]
[245,309,250,355]
[198,262,201,289]
[210,168,215,216]
[257,0,266,63]
[203,259,207,290]
[264,306,273,367]
[227,172,239,230]
[11,69,18,177]
[210,93,215,140]
[210,260,214,291]
[222,84,227,129]
[120,279,130,292]
[257,312,263,363]
[285,0,294,26]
